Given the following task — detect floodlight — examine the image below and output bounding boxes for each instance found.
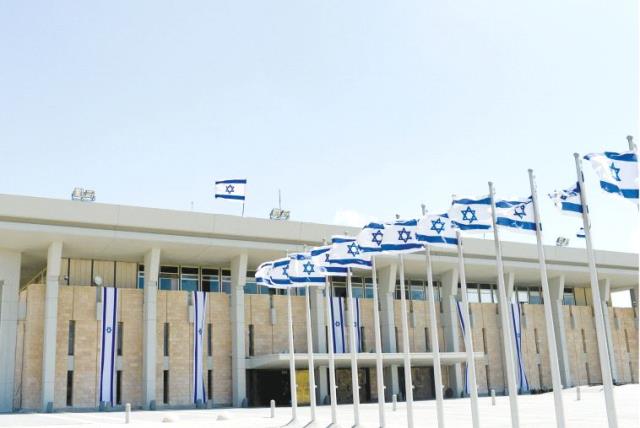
[71,187,96,202]
[556,237,569,247]
[270,208,290,221]
[71,188,83,200]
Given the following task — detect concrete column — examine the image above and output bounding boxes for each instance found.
[378,263,399,400]
[41,242,62,411]
[142,248,160,409]
[230,253,248,407]
[0,249,21,412]
[440,268,463,396]
[598,278,618,382]
[549,276,572,387]
[310,287,328,402]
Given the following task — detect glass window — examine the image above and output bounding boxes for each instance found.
[350,277,363,298]
[467,284,480,303]
[202,268,220,292]
[180,267,199,292]
[516,287,528,303]
[529,288,542,304]
[137,264,144,289]
[410,281,425,301]
[332,280,347,298]
[159,266,179,291]
[221,269,231,294]
[244,271,258,294]
[364,278,374,299]
[563,288,576,306]
[479,284,493,303]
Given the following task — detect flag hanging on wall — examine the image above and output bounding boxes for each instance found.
[330,296,362,354]
[583,151,638,205]
[448,196,492,232]
[99,287,118,406]
[214,179,247,200]
[495,196,537,233]
[510,302,529,393]
[193,291,207,404]
[455,300,470,396]
[548,183,583,216]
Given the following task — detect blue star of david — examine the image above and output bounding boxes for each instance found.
[461,206,477,223]
[334,321,341,327]
[198,328,203,336]
[371,230,383,246]
[430,218,445,234]
[609,162,622,181]
[282,265,289,276]
[325,253,330,262]
[106,327,112,334]
[513,204,526,219]
[397,227,411,243]
[347,242,360,256]
[225,184,235,194]
[303,261,315,275]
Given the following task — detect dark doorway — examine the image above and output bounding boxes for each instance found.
[247,370,290,407]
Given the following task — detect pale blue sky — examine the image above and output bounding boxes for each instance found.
[0,1,638,256]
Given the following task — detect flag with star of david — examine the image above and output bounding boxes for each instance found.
[192,291,207,404]
[548,183,583,217]
[310,246,349,276]
[288,252,326,286]
[448,195,492,232]
[380,219,423,253]
[214,179,247,200]
[356,222,385,253]
[495,196,537,233]
[255,261,274,287]
[327,236,372,270]
[583,151,638,205]
[416,213,459,246]
[99,287,118,406]
[268,258,293,287]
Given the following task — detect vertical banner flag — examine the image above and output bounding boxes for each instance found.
[448,196,493,231]
[214,179,247,200]
[380,219,423,253]
[416,213,459,246]
[583,151,639,205]
[455,300,470,396]
[99,287,118,405]
[510,302,529,393]
[193,291,207,404]
[495,196,537,233]
[548,183,583,216]
[330,296,362,353]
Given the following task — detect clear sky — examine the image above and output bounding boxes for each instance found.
[0,1,638,259]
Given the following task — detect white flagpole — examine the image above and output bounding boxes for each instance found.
[528,169,566,428]
[573,154,619,428]
[304,285,317,428]
[424,244,445,428]
[398,254,414,428]
[285,286,299,427]
[323,278,340,428]
[455,230,480,428]
[346,268,362,427]
[371,256,387,428]
[488,181,520,428]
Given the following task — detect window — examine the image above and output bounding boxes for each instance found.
[425,328,431,352]
[516,287,528,304]
[360,326,366,351]
[563,288,576,305]
[467,284,480,303]
[585,363,591,385]
[202,269,220,292]
[66,371,73,406]
[221,270,231,294]
[159,266,179,291]
[529,287,542,305]
[624,329,630,352]
[364,278,374,299]
[68,320,75,356]
[244,271,258,294]
[207,324,213,356]
[537,364,543,390]
[137,264,145,289]
[207,370,213,400]
[410,281,425,301]
[479,284,493,303]
[581,329,587,353]
[350,278,363,298]
[163,370,169,404]
[248,325,255,356]
[485,365,491,392]
[534,328,540,354]
[332,280,347,298]
[117,322,123,356]
[180,267,199,292]
[163,323,170,357]
[482,328,488,353]
[116,371,122,405]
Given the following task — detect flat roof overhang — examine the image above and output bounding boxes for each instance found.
[245,352,485,370]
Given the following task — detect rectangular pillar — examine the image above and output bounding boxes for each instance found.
[142,248,160,409]
[41,242,62,411]
[0,249,21,412]
[598,278,618,382]
[378,263,399,400]
[440,268,463,396]
[230,253,248,407]
[549,276,572,387]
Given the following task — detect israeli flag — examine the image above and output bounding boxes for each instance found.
[255,261,274,287]
[310,246,348,276]
[327,236,372,270]
[192,291,207,404]
[99,287,118,406]
[416,213,459,246]
[577,227,586,239]
[268,258,292,288]
[380,219,423,253]
[510,302,529,393]
[288,253,326,286]
[455,300,470,396]
[583,151,638,205]
[330,296,362,353]
[548,183,583,217]
[495,196,537,233]
[448,196,492,232]
[356,222,385,254]
[214,179,247,200]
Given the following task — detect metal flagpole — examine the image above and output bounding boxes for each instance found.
[424,244,444,428]
[397,254,414,428]
[346,268,362,427]
[488,181,520,428]
[573,154,619,428]
[455,230,480,428]
[304,285,317,428]
[324,277,340,428]
[285,286,300,427]
[528,169,566,428]
[371,256,386,428]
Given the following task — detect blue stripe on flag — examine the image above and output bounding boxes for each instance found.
[496,217,537,231]
[561,201,583,213]
[599,181,639,199]
[453,196,491,205]
[215,194,246,200]
[215,179,247,184]
[585,152,638,162]
[452,221,491,231]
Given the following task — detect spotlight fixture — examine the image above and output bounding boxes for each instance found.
[71,187,96,202]
[555,237,570,247]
